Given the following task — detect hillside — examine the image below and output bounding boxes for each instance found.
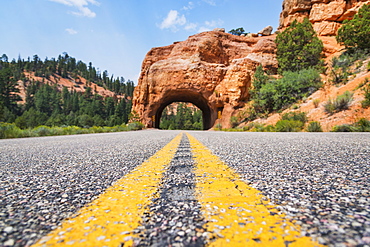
[238,36,370,132]
[18,71,123,104]
[0,53,135,129]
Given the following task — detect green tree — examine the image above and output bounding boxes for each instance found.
[0,67,21,121]
[93,115,105,126]
[337,4,370,50]
[229,27,246,36]
[46,113,65,127]
[78,114,93,127]
[159,103,203,130]
[105,97,115,117]
[251,65,270,97]
[34,84,61,116]
[17,107,48,128]
[184,120,193,130]
[114,99,128,124]
[253,68,322,113]
[0,53,135,128]
[275,18,323,73]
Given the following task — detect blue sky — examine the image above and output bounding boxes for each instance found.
[1,0,282,83]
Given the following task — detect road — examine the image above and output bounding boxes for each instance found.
[0,130,369,246]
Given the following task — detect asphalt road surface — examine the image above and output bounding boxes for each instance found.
[0,130,369,247]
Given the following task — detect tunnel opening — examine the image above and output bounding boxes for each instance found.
[160,102,203,130]
[153,91,215,130]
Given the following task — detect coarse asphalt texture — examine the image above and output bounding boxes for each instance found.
[0,130,369,246]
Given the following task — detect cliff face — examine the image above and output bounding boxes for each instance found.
[132,31,277,129]
[279,0,370,35]
[132,0,368,130]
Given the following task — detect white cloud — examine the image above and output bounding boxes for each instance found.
[198,26,211,33]
[202,0,216,6]
[49,0,100,18]
[183,2,194,11]
[185,23,197,31]
[65,28,78,34]
[198,19,224,33]
[160,10,187,31]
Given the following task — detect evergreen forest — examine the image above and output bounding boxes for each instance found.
[0,53,135,129]
[160,103,203,130]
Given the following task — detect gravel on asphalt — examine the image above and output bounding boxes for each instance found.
[0,131,178,246]
[190,131,370,247]
[1,131,369,247]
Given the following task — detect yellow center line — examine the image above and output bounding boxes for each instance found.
[187,133,322,247]
[33,133,182,247]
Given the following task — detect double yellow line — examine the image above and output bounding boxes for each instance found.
[187,133,321,247]
[33,133,321,247]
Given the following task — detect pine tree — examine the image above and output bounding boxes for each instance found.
[0,67,21,121]
[337,4,370,50]
[275,18,323,73]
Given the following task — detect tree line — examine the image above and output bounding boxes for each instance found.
[0,53,134,128]
[160,103,203,130]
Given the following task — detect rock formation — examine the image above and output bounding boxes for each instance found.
[213,28,225,32]
[280,0,370,36]
[132,0,368,130]
[132,31,277,129]
[258,26,274,36]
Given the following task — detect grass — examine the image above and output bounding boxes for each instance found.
[332,118,370,132]
[0,122,144,139]
[306,121,323,132]
[281,112,307,123]
[313,99,320,108]
[275,120,304,132]
[324,91,353,114]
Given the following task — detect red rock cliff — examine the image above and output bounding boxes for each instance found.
[132,1,368,130]
[279,0,370,36]
[132,31,277,129]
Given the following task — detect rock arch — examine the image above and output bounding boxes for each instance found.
[132,31,277,129]
[154,90,215,130]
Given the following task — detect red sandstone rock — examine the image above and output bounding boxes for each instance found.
[132,32,277,129]
[133,1,367,130]
[280,0,370,36]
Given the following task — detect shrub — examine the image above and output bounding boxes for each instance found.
[264,125,276,132]
[330,60,351,85]
[292,104,299,110]
[243,122,266,132]
[276,18,323,73]
[0,123,23,139]
[90,126,104,133]
[275,120,304,132]
[330,50,369,85]
[282,112,307,123]
[332,118,370,132]
[306,121,323,132]
[243,123,276,132]
[253,68,322,113]
[33,125,53,136]
[313,99,320,108]
[362,84,370,108]
[230,116,239,128]
[337,4,370,50]
[127,122,144,131]
[331,124,356,132]
[215,123,222,130]
[0,123,146,139]
[251,65,270,94]
[353,118,370,132]
[324,91,353,114]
